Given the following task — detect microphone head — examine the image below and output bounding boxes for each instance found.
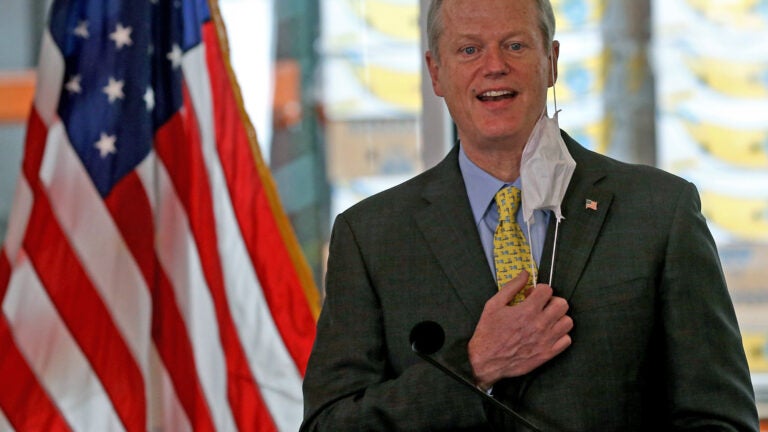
[409,320,445,355]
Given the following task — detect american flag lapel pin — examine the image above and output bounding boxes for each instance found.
[585,199,598,211]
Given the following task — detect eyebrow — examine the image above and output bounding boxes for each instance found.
[451,29,532,42]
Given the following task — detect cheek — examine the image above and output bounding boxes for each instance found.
[439,76,464,100]
[539,61,555,86]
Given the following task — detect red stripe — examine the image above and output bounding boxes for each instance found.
[0,251,9,302]
[106,173,216,432]
[155,89,275,430]
[202,20,316,375]
[23,179,146,432]
[21,109,47,186]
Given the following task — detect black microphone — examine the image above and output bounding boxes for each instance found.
[409,321,544,432]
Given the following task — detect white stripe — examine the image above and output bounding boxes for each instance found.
[37,123,152,383]
[144,155,238,432]
[2,256,124,432]
[183,42,304,431]
[147,345,193,432]
[33,30,64,127]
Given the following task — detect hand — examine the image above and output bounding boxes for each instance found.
[468,271,573,390]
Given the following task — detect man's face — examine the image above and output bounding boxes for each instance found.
[426,0,558,151]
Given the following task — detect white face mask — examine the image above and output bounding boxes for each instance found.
[519,109,576,226]
[518,50,575,285]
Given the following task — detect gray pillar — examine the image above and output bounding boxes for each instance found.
[602,0,656,166]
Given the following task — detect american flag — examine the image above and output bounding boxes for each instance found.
[0,0,319,431]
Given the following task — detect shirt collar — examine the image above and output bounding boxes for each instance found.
[458,144,521,226]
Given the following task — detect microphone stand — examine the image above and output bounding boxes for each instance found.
[411,346,544,432]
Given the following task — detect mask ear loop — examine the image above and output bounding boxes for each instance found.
[546,47,562,286]
[550,49,560,116]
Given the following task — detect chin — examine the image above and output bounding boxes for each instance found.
[478,126,522,142]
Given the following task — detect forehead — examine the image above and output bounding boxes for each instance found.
[439,0,540,40]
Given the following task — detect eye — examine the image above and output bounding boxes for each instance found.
[461,46,478,55]
[508,42,523,51]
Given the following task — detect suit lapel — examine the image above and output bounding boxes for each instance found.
[415,147,497,321]
[539,134,614,300]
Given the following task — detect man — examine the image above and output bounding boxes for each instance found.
[301,0,759,430]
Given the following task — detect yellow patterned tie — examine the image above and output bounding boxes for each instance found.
[493,186,536,304]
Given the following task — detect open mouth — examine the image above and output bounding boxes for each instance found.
[477,90,518,102]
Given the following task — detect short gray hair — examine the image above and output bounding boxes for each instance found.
[426,0,556,60]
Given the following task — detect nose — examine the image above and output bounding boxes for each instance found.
[483,46,510,77]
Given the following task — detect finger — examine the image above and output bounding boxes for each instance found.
[522,283,553,309]
[540,296,569,321]
[493,271,529,306]
[550,334,572,356]
[550,314,574,336]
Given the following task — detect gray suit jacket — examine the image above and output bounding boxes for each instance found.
[301,132,758,431]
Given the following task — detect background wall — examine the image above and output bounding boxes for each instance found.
[0,0,49,244]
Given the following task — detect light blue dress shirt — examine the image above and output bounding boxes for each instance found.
[457,145,550,281]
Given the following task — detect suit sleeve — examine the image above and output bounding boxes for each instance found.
[300,214,491,432]
[661,182,759,430]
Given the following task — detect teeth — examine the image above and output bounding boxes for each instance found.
[480,90,513,97]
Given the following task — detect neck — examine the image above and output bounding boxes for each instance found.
[462,143,523,183]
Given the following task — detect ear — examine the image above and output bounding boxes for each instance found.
[548,40,560,88]
[425,51,444,97]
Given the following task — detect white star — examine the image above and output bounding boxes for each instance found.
[94,132,117,158]
[73,21,89,39]
[144,87,155,111]
[109,23,133,49]
[102,77,125,103]
[167,44,183,69]
[65,75,82,94]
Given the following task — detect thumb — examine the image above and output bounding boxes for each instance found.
[494,270,529,305]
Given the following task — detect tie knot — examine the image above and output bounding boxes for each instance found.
[495,186,521,220]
